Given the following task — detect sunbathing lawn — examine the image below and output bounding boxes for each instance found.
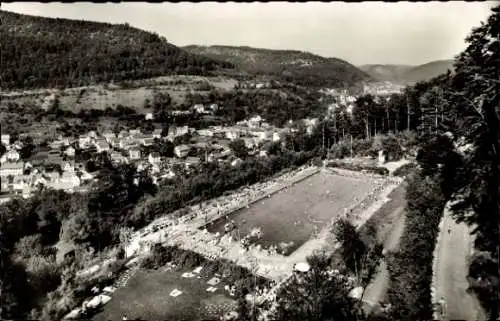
[206,171,382,254]
[92,268,236,321]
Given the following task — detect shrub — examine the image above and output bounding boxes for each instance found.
[392,163,417,177]
[327,161,389,176]
[385,173,446,321]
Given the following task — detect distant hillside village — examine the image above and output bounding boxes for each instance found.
[0,108,320,203]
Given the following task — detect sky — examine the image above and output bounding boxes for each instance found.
[1,1,496,66]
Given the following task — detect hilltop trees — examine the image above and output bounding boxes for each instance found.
[0,11,234,89]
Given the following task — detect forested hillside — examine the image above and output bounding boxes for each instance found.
[183,45,372,88]
[0,10,234,90]
[359,60,454,85]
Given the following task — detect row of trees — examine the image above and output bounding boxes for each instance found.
[370,5,500,319]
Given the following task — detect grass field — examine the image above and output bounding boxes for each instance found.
[92,268,237,321]
[207,171,383,255]
[1,75,238,114]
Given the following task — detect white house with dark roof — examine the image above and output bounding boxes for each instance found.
[142,137,155,147]
[110,151,128,164]
[129,148,141,160]
[95,140,110,153]
[168,126,189,140]
[174,145,191,158]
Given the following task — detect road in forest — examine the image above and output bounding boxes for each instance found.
[434,208,486,321]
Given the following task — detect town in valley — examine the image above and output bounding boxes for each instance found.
[0,2,498,321]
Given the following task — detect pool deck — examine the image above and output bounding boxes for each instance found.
[125,166,403,282]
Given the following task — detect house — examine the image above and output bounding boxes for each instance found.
[102,131,116,143]
[152,128,163,139]
[135,134,154,146]
[148,152,161,165]
[145,113,154,120]
[225,130,240,141]
[272,132,281,142]
[193,104,205,114]
[64,146,76,158]
[129,129,141,137]
[109,137,120,148]
[185,156,201,169]
[249,130,269,142]
[209,104,218,112]
[1,134,11,146]
[174,145,191,158]
[143,138,154,146]
[0,161,24,177]
[259,150,268,158]
[1,175,28,193]
[243,138,257,149]
[95,140,110,153]
[197,129,214,137]
[118,130,129,139]
[248,115,263,128]
[129,148,141,160]
[110,152,128,164]
[4,149,20,162]
[171,110,192,116]
[168,126,189,139]
[88,131,97,139]
[52,171,81,192]
[119,136,135,149]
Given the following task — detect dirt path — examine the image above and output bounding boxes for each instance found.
[361,190,406,314]
[434,208,486,321]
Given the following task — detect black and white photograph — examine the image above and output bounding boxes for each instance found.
[0,1,498,321]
